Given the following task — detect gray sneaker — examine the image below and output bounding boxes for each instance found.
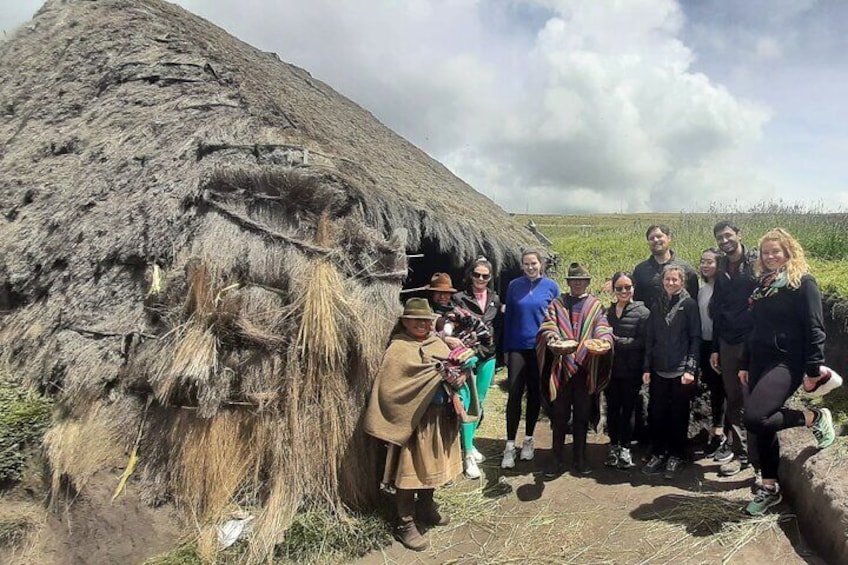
[719,457,749,477]
[712,438,734,463]
[811,408,835,449]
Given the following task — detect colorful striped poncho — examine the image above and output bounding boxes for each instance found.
[535,294,614,401]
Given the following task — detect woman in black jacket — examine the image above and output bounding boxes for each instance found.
[740,229,835,516]
[452,257,502,479]
[605,271,650,470]
[642,264,701,479]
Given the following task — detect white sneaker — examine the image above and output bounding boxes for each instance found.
[464,453,482,479]
[501,448,516,469]
[519,437,535,461]
[469,447,485,463]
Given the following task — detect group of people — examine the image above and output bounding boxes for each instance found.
[364,222,838,551]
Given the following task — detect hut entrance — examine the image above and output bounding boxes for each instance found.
[403,237,467,294]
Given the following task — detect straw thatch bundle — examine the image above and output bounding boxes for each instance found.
[0,0,537,560]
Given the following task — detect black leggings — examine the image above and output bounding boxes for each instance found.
[606,376,642,446]
[743,361,806,481]
[649,375,693,458]
[506,349,541,441]
[700,340,726,429]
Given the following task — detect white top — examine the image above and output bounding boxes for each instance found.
[697,281,714,341]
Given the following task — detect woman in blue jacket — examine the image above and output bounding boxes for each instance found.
[501,250,559,469]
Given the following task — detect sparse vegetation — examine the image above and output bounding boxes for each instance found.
[0,366,52,485]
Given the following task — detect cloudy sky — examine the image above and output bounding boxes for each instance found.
[4,1,847,213]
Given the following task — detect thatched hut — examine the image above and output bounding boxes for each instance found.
[0,0,538,560]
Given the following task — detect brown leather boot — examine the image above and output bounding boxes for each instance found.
[396,518,428,551]
[416,489,450,526]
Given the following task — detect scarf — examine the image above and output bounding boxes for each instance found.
[749,268,789,304]
[660,290,688,326]
[535,294,613,401]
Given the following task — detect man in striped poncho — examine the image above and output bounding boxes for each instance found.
[537,263,614,477]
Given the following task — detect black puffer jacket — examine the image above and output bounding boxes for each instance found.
[608,300,650,380]
[453,289,502,360]
[644,290,701,377]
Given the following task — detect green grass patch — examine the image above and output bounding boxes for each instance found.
[0,368,52,485]
[144,504,392,565]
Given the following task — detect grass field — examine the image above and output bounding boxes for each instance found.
[519,210,848,430]
[515,210,848,298]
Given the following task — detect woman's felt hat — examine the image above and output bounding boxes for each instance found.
[425,272,457,292]
[399,297,439,319]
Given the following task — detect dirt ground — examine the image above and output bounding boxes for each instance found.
[356,386,828,565]
[0,469,180,565]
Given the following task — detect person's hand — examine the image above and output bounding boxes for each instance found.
[642,372,651,385]
[681,372,695,385]
[444,336,464,350]
[738,370,749,386]
[600,279,613,294]
[709,353,720,373]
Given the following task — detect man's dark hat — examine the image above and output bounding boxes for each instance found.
[565,262,591,280]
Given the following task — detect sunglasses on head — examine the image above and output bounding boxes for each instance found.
[472,272,491,280]
[614,285,633,292]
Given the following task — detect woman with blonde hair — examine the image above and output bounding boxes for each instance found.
[740,228,835,516]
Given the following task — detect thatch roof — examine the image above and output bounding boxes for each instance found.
[0,0,537,561]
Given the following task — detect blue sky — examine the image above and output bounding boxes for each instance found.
[3,0,845,213]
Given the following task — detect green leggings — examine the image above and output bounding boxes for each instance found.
[459,358,496,452]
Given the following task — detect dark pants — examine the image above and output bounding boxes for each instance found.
[649,374,693,459]
[719,338,757,464]
[700,340,726,430]
[744,361,806,481]
[547,370,591,463]
[506,349,541,441]
[606,376,642,446]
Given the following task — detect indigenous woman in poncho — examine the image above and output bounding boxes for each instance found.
[536,263,613,477]
[364,298,463,551]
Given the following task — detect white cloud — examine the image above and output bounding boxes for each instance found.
[12,0,835,213]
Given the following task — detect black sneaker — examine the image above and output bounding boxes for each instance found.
[712,438,733,463]
[705,435,724,459]
[543,459,567,479]
[604,445,620,467]
[664,456,684,479]
[642,455,666,476]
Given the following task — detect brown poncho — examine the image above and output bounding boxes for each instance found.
[364,331,461,489]
[364,332,450,446]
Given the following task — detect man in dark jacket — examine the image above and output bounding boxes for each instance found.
[708,221,760,477]
[633,224,699,311]
[631,224,698,443]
